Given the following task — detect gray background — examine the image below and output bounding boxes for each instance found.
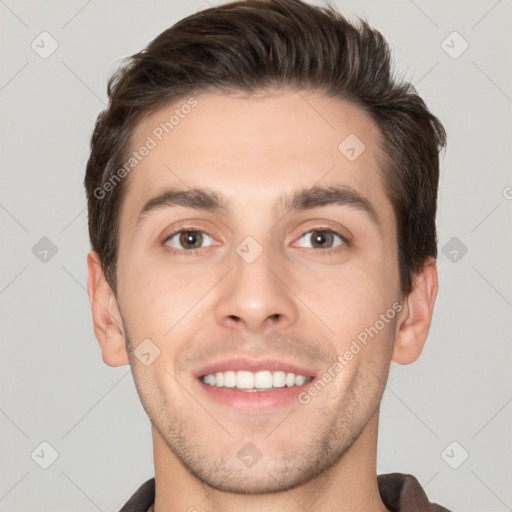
[1,0,511,510]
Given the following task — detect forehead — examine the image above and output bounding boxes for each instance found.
[120,89,393,231]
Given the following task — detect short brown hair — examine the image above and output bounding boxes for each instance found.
[84,0,446,296]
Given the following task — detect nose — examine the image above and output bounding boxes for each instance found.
[214,243,299,333]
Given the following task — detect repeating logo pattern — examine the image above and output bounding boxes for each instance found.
[0,2,510,511]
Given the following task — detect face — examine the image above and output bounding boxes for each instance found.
[115,89,402,493]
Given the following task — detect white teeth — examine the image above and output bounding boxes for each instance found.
[201,370,311,390]
[273,371,286,388]
[236,371,254,389]
[255,371,273,389]
[223,370,236,387]
[295,375,307,386]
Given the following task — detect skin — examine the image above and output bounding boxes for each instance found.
[87,89,438,512]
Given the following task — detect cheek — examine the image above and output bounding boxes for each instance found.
[292,255,398,337]
[129,360,177,423]
[119,256,199,331]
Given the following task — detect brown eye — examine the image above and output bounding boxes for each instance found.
[180,231,202,249]
[165,230,213,251]
[296,230,345,250]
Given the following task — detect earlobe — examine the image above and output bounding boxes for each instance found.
[87,250,129,367]
[391,257,438,365]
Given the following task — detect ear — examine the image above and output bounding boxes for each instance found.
[392,257,438,365]
[87,250,129,367]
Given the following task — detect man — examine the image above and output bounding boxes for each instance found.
[84,0,450,510]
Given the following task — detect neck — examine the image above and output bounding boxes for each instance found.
[152,407,389,512]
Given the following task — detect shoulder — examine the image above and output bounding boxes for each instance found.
[119,478,155,512]
[378,472,452,512]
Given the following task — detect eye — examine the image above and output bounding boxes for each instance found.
[295,229,346,250]
[164,230,214,251]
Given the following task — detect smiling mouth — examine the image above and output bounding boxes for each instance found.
[199,369,313,391]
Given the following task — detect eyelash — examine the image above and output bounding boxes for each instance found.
[162,226,349,256]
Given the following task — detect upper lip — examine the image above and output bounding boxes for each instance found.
[193,356,318,379]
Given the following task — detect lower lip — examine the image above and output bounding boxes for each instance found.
[196,378,314,413]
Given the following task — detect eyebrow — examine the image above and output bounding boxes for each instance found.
[136,184,380,226]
